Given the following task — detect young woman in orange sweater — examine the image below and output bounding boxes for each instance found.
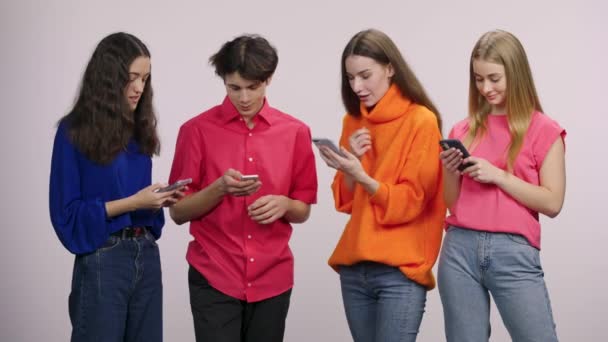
[318,29,446,342]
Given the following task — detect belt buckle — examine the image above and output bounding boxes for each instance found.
[133,227,143,237]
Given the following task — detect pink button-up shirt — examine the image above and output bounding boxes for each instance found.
[169,97,317,302]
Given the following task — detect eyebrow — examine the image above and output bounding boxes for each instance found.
[347,69,371,76]
[474,72,502,78]
[226,82,260,88]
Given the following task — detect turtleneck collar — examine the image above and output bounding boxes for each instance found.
[359,84,411,123]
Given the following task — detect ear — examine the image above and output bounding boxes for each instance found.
[265,75,273,86]
[386,64,395,78]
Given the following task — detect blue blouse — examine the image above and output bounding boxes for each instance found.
[49,122,164,255]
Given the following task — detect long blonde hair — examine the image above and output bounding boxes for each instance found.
[465,30,543,170]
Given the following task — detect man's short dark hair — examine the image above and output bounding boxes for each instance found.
[209,34,278,82]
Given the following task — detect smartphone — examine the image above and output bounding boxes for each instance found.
[439,139,475,171]
[154,178,192,193]
[312,138,345,157]
[240,174,259,182]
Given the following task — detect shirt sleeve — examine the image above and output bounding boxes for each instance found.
[368,115,443,225]
[533,116,566,170]
[288,125,318,204]
[169,122,205,196]
[48,124,130,255]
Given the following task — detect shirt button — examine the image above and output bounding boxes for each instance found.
[247,235,252,239]
[248,132,253,137]
[248,157,253,162]
[247,283,252,287]
[250,258,255,262]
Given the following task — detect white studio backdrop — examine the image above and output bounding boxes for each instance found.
[1,0,606,341]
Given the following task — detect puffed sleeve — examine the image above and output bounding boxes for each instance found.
[49,123,129,254]
[368,113,443,225]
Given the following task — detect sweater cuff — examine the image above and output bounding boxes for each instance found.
[369,182,389,209]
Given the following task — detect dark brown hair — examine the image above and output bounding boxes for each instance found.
[61,32,160,164]
[341,29,442,131]
[210,34,278,82]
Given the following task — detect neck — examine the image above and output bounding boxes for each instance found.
[243,115,255,129]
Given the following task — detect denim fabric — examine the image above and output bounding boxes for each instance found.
[69,231,163,342]
[438,226,558,342]
[339,262,427,342]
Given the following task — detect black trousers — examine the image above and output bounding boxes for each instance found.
[188,265,292,342]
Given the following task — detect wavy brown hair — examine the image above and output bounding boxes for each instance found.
[465,30,542,170]
[341,29,442,131]
[60,32,160,164]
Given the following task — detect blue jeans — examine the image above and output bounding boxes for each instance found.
[339,262,427,342]
[69,230,163,342]
[438,226,558,342]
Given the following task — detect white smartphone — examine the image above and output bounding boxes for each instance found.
[312,138,345,157]
[154,178,192,193]
[240,174,259,181]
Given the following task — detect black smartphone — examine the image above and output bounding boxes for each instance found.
[439,139,475,171]
[154,178,192,193]
[312,138,346,157]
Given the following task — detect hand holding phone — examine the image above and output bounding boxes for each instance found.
[439,139,475,171]
[154,178,192,193]
[312,138,345,157]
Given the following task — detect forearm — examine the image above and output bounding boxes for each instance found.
[354,171,379,196]
[105,196,137,218]
[495,172,564,218]
[283,198,311,223]
[170,179,225,224]
[443,171,462,208]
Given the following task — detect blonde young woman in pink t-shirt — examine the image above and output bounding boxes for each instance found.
[437,30,566,342]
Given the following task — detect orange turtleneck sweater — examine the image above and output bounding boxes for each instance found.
[328,85,446,289]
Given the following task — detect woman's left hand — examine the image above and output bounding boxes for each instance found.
[462,157,505,184]
[319,146,365,179]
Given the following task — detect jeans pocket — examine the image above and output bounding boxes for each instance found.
[505,233,541,268]
[506,233,531,246]
[97,235,120,252]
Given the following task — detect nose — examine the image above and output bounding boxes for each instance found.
[351,77,363,93]
[134,78,145,94]
[240,89,250,103]
[481,80,492,94]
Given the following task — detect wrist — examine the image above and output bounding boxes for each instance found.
[494,169,509,187]
[127,194,139,212]
[213,177,228,196]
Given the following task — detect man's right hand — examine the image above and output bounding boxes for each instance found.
[219,168,262,197]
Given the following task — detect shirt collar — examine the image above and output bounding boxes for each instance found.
[219,96,275,126]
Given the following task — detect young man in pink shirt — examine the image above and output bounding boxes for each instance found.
[168,34,318,342]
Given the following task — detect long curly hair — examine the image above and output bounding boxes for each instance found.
[61,32,160,164]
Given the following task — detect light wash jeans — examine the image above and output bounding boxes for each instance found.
[438,226,558,342]
[339,261,427,342]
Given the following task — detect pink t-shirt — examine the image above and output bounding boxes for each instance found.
[445,111,566,249]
